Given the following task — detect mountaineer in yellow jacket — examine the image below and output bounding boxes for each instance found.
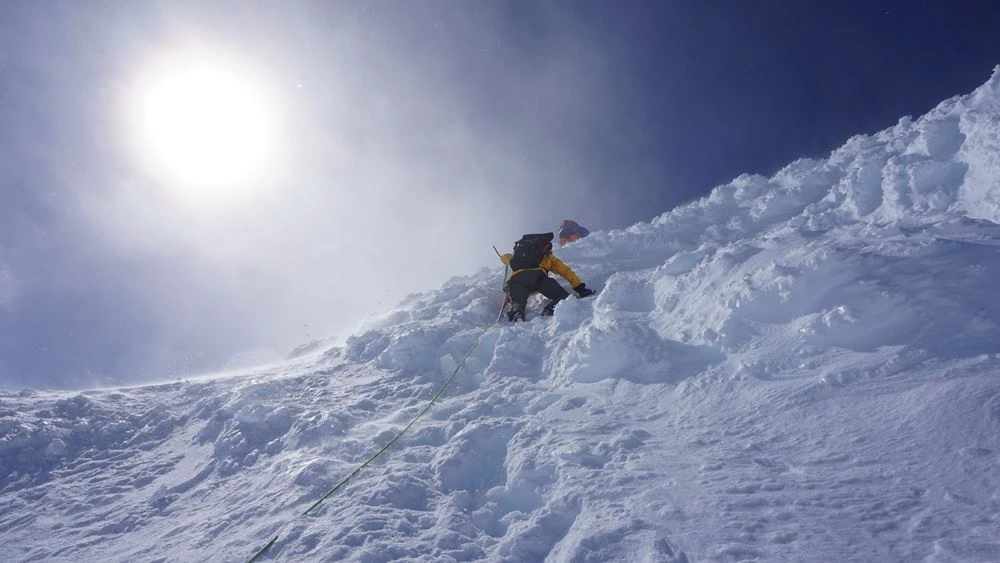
[499,232,595,322]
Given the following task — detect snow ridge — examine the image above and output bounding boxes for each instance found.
[2,69,1000,562]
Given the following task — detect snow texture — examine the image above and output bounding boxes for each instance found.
[3,68,1000,562]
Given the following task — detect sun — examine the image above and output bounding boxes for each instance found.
[126,51,278,201]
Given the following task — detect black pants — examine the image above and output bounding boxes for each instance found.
[507,270,569,315]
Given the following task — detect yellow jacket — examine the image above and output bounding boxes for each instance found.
[500,252,582,288]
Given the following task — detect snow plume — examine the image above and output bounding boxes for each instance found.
[3,69,1000,562]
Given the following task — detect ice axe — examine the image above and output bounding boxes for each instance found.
[493,245,510,322]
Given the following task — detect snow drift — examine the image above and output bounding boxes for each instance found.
[2,68,1000,562]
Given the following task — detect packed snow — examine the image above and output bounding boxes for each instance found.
[3,68,1000,562]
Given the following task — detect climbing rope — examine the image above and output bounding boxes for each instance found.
[246,320,500,562]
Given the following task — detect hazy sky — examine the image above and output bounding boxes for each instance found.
[1,1,998,388]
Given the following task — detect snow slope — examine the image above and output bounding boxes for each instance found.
[3,68,1000,563]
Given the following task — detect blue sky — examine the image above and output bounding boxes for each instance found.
[1,1,999,388]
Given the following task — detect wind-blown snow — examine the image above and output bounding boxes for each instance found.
[3,68,1000,563]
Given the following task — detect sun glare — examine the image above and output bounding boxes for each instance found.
[127,52,278,202]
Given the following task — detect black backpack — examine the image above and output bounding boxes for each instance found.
[510,233,553,270]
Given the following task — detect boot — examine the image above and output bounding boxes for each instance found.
[541,299,558,316]
[507,303,526,322]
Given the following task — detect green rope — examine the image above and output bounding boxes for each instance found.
[246,321,499,562]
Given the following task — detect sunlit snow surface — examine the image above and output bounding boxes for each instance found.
[3,69,1000,562]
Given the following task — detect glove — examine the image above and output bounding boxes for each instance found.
[574,283,595,298]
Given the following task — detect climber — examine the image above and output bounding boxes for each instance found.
[499,232,595,322]
[558,219,590,245]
